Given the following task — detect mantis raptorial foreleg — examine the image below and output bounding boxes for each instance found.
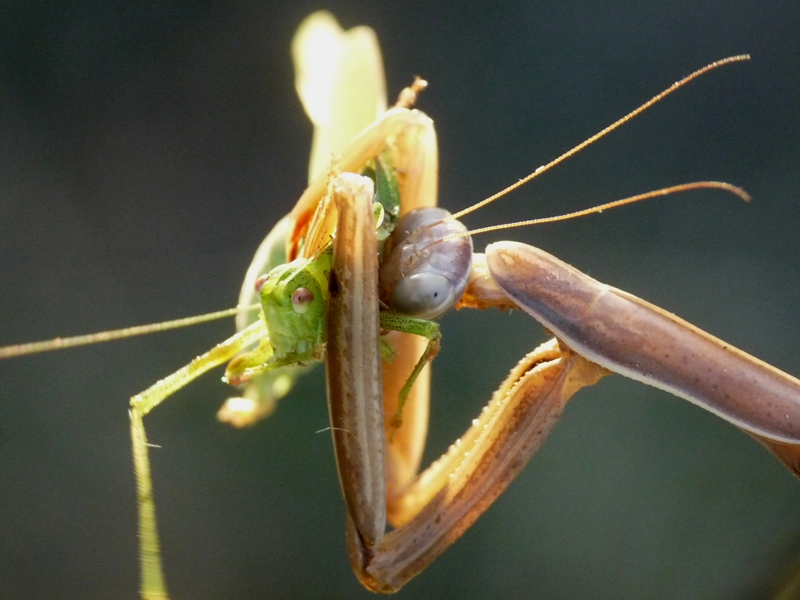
[320,171,606,592]
[369,340,608,587]
[482,241,800,475]
[296,107,441,496]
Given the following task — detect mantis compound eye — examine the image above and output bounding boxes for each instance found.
[291,287,315,314]
[390,272,456,319]
[254,274,270,292]
[379,207,473,320]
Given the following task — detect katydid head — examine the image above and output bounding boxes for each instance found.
[256,250,331,363]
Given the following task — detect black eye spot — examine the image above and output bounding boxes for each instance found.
[255,274,269,292]
[292,287,314,314]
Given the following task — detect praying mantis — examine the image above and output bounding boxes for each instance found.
[1,5,800,600]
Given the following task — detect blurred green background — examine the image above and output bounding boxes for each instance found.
[1,1,800,598]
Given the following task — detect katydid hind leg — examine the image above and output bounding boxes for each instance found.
[130,322,265,600]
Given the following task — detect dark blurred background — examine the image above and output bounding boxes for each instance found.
[1,1,799,599]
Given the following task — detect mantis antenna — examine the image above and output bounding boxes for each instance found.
[432,181,750,246]
[448,55,750,223]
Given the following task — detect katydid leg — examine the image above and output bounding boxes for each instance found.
[377,312,441,433]
[129,320,266,600]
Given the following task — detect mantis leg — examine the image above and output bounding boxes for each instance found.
[343,336,608,591]
[374,340,607,585]
[483,241,800,475]
[301,106,440,497]
[130,320,266,600]
[324,172,612,591]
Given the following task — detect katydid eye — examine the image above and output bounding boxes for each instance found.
[254,274,270,292]
[291,287,314,313]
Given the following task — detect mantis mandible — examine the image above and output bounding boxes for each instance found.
[1,11,798,598]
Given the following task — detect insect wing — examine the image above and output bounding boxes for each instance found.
[292,11,388,183]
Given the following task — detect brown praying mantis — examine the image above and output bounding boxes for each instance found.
[1,10,798,598]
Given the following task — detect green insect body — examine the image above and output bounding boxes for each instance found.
[260,248,332,364]
[364,152,402,243]
[224,248,332,386]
